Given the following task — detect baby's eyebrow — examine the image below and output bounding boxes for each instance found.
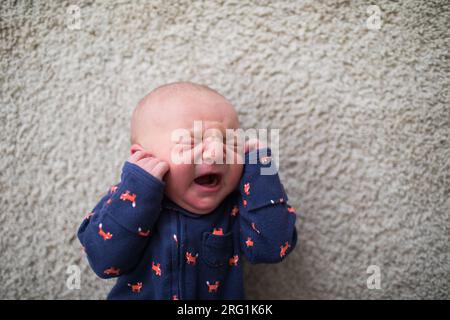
[182,124,240,142]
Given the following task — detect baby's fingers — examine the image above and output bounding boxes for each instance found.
[129,150,152,163]
[151,161,170,181]
[136,156,158,170]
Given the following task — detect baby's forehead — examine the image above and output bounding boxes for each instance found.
[131,82,239,144]
[155,94,239,129]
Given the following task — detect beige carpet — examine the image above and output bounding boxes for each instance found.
[1,0,448,299]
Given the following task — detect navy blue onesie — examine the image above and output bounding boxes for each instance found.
[78,148,297,299]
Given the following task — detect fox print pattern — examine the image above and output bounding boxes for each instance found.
[120,190,136,207]
[152,262,162,276]
[98,223,113,240]
[185,252,198,265]
[206,281,220,293]
[128,282,142,293]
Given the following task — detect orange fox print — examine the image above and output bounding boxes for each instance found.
[137,227,150,237]
[212,228,223,236]
[243,199,247,207]
[109,185,118,193]
[120,190,136,207]
[128,282,142,293]
[243,182,250,195]
[230,205,239,217]
[206,281,220,293]
[287,206,295,213]
[185,252,198,265]
[98,223,113,240]
[245,237,254,247]
[152,262,162,276]
[172,295,178,300]
[251,223,261,234]
[229,255,239,266]
[280,242,290,258]
[103,267,120,276]
[106,198,112,205]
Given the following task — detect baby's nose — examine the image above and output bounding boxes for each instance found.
[202,136,225,164]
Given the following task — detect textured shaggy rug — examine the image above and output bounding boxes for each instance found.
[1,0,448,299]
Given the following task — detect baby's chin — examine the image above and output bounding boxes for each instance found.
[183,195,224,215]
[170,191,226,215]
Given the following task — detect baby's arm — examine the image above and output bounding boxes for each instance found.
[77,151,169,278]
[238,146,297,264]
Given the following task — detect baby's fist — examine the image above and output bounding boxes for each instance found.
[128,150,169,182]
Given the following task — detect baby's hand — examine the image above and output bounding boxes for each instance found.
[128,150,169,182]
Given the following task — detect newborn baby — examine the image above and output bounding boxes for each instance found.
[78,82,297,299]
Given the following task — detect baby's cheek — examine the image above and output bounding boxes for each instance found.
[226,164,243,189]
[168,159,191,169]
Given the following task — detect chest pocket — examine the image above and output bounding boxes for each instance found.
[201,231,234,268]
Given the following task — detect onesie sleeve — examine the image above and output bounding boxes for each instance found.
[238,148,298,264]
[77,161,165,278]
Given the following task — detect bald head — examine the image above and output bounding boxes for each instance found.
[130,82,239,146]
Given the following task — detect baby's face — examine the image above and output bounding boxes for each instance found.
[133,88,243,214]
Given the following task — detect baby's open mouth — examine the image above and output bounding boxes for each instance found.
[194,173,221,187]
